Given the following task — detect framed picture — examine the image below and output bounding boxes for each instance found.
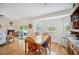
[47,26,56,32]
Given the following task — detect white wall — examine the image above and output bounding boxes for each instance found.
[17,19,34,31]
[0,15,71,44]
[0,16,18,33]
[33,16,71,44]
[42,18,64,43]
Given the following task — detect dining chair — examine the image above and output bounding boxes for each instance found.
[25,36,51,55]
[25,37,44,55]
[41,36,51,54]
[6,32,15,43]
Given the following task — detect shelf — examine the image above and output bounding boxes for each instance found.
[71,29,79,32]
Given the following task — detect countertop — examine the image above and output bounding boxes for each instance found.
[65,36,79,48]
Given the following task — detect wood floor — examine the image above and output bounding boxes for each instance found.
[51,42,68,55]
[0,38,68,55]
[0,38,25,55]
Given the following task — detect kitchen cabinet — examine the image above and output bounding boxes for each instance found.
[0,32,6,45]
[71,7,79,37]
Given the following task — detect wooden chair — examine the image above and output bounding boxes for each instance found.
[25,36,51,55]
[25,37,43,55]
[6,32,14,43]
[41,36,51,54]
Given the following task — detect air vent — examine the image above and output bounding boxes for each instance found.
[0,15,4,16]
[44,3,47,5]
[0,15,4,18]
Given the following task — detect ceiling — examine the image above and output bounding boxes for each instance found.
[0,3,73,20]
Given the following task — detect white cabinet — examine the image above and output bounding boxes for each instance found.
[0,32,6,45]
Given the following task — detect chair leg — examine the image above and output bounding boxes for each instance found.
[40,47,47,55]
[25,43,29,55]
[13,36,15,43]
[13,38,14,43]
[45,48,47,55]
[47,47,51,55]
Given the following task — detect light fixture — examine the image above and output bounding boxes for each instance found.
[0,15,4,18]
[9,21,13,26]
[44,3,47,5]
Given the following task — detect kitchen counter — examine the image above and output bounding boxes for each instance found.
[66,37,79,47]
[64,36,79,55]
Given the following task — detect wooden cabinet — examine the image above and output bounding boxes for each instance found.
[71,7,79,37]
[71,31,79,37]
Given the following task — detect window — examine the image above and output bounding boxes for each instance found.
[19,25,27,30]
[64,19,71,33]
